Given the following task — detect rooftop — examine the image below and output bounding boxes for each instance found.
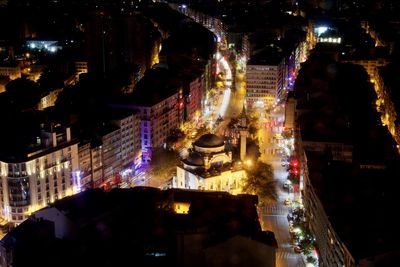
[2,187,275,267]
[128,68,180,107]
[194,133,225,148]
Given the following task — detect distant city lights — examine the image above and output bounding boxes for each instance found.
[27,40,62,53]
[315,26,328,36]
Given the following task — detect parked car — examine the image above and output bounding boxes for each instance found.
[294,246,302,253]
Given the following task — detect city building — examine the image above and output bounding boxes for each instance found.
[373,63,400,143]
[0,187,277,267]
[302,150,355,267]
[0,63,21,80]
[114,68,183,163]
[74,61,88,77]
[37,88,63,111]
[0,76,9,93]
[246,50,286,110]
[0,124,79,226]
[174,123,248,194]
[294,56,400,266]
[78,123,126,190]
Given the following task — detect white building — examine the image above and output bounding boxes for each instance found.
[0,125,79,226]
[174,134,246,195]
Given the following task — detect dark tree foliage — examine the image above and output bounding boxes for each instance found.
[5,78,42,110]
[243,161,277,204]
[147,148,180,183]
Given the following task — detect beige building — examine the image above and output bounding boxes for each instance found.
[37,88,63,110]
[78,110,142,189]
[74,61,88,76]
[0,125,79,226]
[0,64,21,80]
[246,58,285,110]
[373,64,400,143]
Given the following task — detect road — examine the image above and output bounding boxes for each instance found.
[258,106,305,267]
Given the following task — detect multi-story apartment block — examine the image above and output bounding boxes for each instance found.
[99,125,122,183]
[343,58,387,80]
[135,93,181,163]
[182,72,204,122]
[302,150,356,267]
[74,61,88,76]
[246,53,285,109]
[375,64,400,143]
[125,68,183,163]
[109,111,141,169]
[77,109,141,189]
[0,63,21,80]
[37,88,64,110]
[0,124,79,226]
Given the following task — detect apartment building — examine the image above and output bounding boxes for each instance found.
[375,63,400,141]
[0,63,21,80]
[302,150,355,267]
[74,61,88,76]
[0,124,79,226]
[246,53,285,110]
[181,71,204,122]
[135,92,181,163]
[124,68,183,163]
[77,108,142,189]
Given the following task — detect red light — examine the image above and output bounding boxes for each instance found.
[179,102,183,107]
[290,159,299,167]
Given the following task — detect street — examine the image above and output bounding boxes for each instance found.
[258,105,305,267]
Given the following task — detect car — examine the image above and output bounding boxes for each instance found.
[283,180,291,189]
[293,246,302,253]
[284,198,292,206]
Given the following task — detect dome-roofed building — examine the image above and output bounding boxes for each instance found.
[183,152,205,167]
[194,133,225,148]
[173,132,246,194]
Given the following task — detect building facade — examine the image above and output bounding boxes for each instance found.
[245,62,285,109]
[302,151,355,267]
[134,92,182,163]
[0,125,79,226]
[174,133,246,195]
[0,64,21,80]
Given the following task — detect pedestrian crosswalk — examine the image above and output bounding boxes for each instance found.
[260,203,288,216]
[276,248,299,259]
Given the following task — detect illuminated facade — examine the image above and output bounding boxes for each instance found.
[37,88,63,110]
[375,64,400,144]
[135,92,182,163]
[184,74,204,122]
[245,61,285,109]
[302,151,356,267]
[0,125,79,226]
[174,134,246,195]
[74,61,88,76]
[78,111,142,190]
[0,64,21,80]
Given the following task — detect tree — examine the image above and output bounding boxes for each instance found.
[166,128,184,149]
[243,161,278,204]
[147,148,180,184]
[5,78,42,110]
